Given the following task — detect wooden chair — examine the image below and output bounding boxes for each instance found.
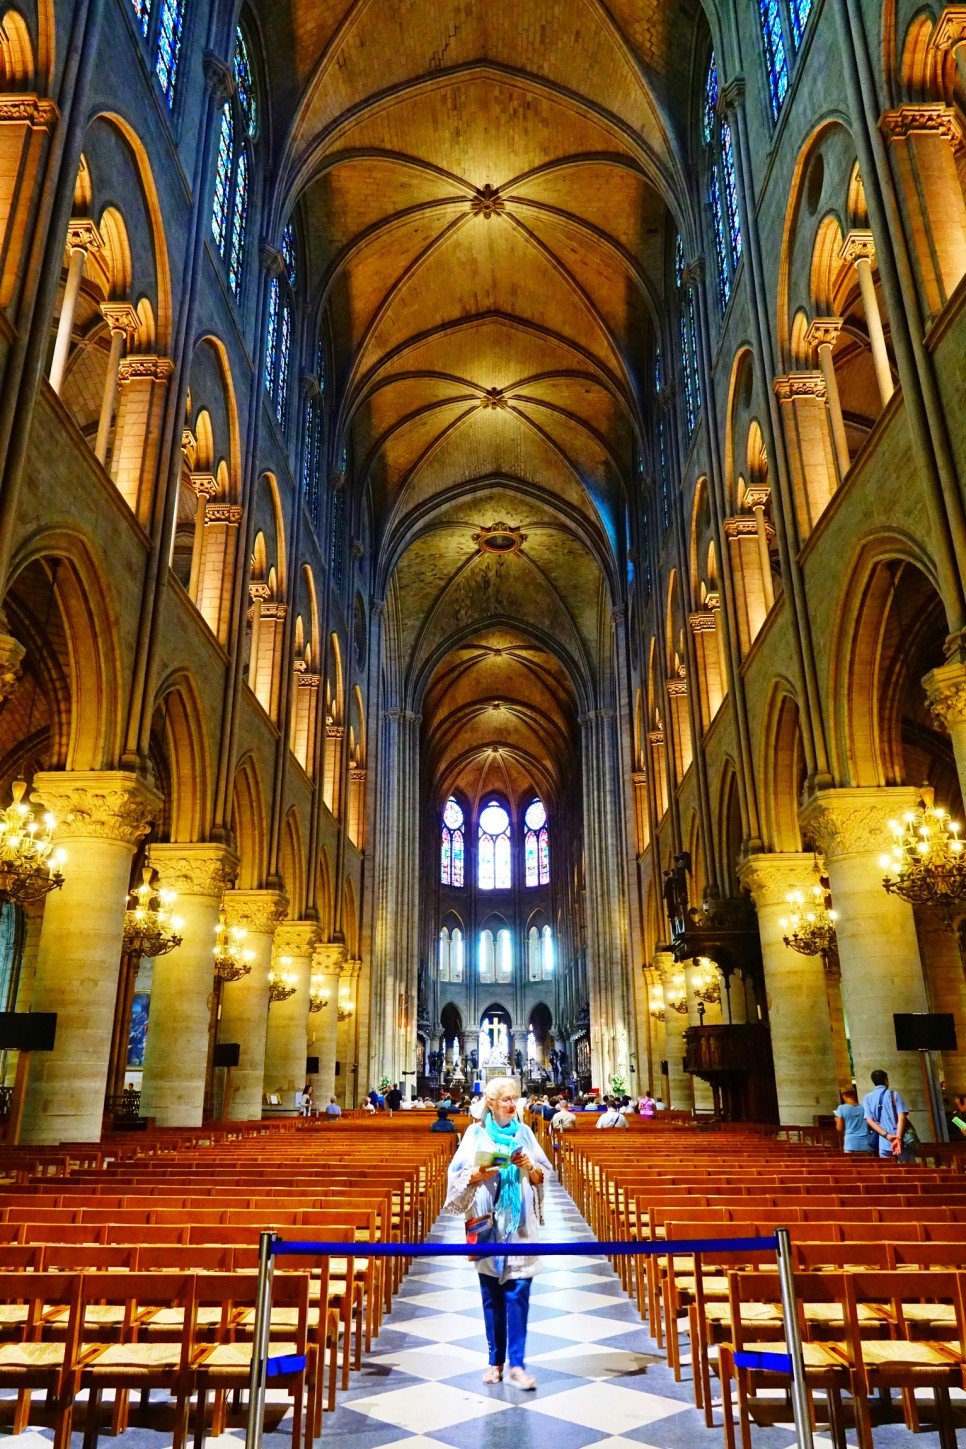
[0,1271,88,1448]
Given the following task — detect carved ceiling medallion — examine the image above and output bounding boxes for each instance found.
[473,522,527,555]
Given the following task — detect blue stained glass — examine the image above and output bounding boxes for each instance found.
[790,0,814,49]
[721,122,743,267]
[130,0,151,37]
[316,336,325,392]
[264,276,279,396]
[641,503,652,597]
[688,294,702,416]
[340,444,347,478]
[154,0,185,107]
[331,485,345,591]
[710,164,731,310]
[303,397,318,516]
[276,302,291,427]
[440,832,451,885]
[233,28,257,137]
[703,52,718,145]
[654,346,662,393]
[452,829,464,887]
[211,105,232,256]
[539,827,549,884]
[479,834,494,891]
[674,234,685,288]
[281,223,297,286]
[680,313,695,435]
[228,147,248,295]
[661,472,670,532]
[525,830,538,887]
[760,0,789,119]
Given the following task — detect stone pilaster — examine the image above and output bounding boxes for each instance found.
[923,659,966,817]
[740,853,841,1125]
[140,844,238,1126]
[656,951,690,1111]
[219,889,288,1120]
[264,921,319,1108]
[309,941,346,1104]
[21,771,159,1143]
[338,956,362,1107]
[370,708,419,1086]
[799,788,928,1112]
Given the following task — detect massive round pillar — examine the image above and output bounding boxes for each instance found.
[218,889,288,1120]
[263,922,318,1110]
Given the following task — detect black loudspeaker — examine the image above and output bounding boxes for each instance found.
[0,1012,56,1051]
[660,1060,668,1076]
[894,1013,958,1052]
[335,1061,341,1076]
[213,1042,240,1068]
[305,1056,319,1074]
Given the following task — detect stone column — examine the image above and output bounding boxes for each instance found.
[746,487,776,611]
[263,921,318,1109]
[923,661,966,814]
[773,373,838,537]
[49,219,102,395]
[806,319,851,481]
[94,303,139,465]
[840,231,894,407]
[684,962,716,1112]
[140,844,237,1127]
[914,907,966,1097]
[800,788,928,1113]
[657,952,690,1111]
[337,958,362,1107]
[218,889,287,1121]
[111,355,175,525]
[740,853,841,1124]
[307,942,344,1105]
[20,771,158,1144]
[371,708,419,1087]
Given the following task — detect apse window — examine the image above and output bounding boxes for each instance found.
[478,802,511,890]
[524,799,550,886]
[440,797,465,886]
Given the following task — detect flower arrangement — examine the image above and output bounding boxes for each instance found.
[378,1074,391,1092]
[610,1072,627,1096]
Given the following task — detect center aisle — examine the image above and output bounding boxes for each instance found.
[304,1166,800,1449]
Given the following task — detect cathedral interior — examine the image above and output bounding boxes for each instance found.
[0,0,962,1146]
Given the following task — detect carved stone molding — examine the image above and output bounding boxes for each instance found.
[341,956,362,980]
[259,242,284,277]
[32,770,160,846]
[66,218,103,254]
[189,472,219,500]
[249,581,271,603]
[297,672,321,690]
[0,630,25,702]
[300,372,321,401]
[260,602,287,622]
[313,941,348,975]
[116,355,175,385]
[470,183,505,217]
[100,302,141,336]
[724,515,771,540]
[798,787,921,862]
[274,921,321,959]
[738,851,818,909]
[202,50,233,104]
[688,610,716,634]
[683,254,706,286]
[933,7,966,52]
[719,76,746,118]
[743,484,771,510]
[880,105,965,153]
[647,728,665,745]
[0,96,58,127]
[205,503,243,525]
[479,387,509,410]
[224,889,289,936]
[923,660,966,730]
[666,678,688,698]
[805,317,843,350]
[840,229,876,268]
[148,842,239,899]
[774,371,827,402]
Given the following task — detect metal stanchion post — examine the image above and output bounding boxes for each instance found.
[245,1230,276,1449]
[775,1227,814,1449]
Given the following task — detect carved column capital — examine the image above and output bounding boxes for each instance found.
[32,770,160,846]
[100,301,141,337]
[274,921,321,958]
[300,371,321,401]
[923,660,966,730]
[933,6,966,52]
[147,843,239,898]
[880,104,966,153]
[798,787,921,862]
[719,76,746,118]
[774,371,827,402]
[66,218,103,254]
[840,229,876,268]
[259,242,285,277]
[738,851,818,909]
[203,50,234,105]
[0,630,26,702]
[312,941,348,975]
[683,254,706,287]
[224,889,289,935]
[116,355,175,386]
[805,317,843,350]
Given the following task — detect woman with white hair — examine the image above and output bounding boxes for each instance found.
[444,1075,553,1389]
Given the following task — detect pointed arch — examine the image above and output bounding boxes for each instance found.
[230,754,266,889]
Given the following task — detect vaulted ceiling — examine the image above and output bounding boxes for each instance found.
[276,0,702,804]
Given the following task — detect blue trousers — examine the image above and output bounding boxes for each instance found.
[478,1274,531,1368]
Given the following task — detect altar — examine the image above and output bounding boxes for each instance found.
[478,1015,514,1082]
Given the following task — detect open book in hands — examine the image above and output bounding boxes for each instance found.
[473,1147,512,1169]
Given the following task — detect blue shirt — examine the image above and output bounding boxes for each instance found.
[862,1084,909,1157]
[835,1102,871,1152]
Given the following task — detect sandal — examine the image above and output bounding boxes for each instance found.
[506,1367,536,1390]
[482,1366,503,1384]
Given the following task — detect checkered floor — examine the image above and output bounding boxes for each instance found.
[1,1171,952,1447]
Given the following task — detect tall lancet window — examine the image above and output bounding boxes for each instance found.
[524,799,550,886]
[760,0,789,120]
[703,51,743,313]
[440,797,465,886]
[478,802,511,890]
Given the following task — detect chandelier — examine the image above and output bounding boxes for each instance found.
[0,780,66,905]
[780,875,839,968]
[268,958,298,1003]
[309,972,328,1013]
[122,867,183,960]
[690,956,721,1006]
[665,972,689,1015]
[213,905,254,982]
[880,786,966,929]
[648,982,665,1022]
[338,982,355,1023]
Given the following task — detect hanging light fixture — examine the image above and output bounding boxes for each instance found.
[691,956,722,1006]
[780,870,840,971]
[122,866,183,961]
[880,786,966,929]
[0,780,66,905]
[647,982,666,1022]
[665,972,689,1015]
[309,972,328,1013]
[213,904,254,982]
[337,981,355,1023]
[268,957,298,1003]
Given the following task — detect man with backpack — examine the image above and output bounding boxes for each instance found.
[863,1069,916,1161]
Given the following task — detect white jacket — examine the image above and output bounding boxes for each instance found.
[443,1121,552,1281]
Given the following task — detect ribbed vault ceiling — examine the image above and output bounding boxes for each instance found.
[280,0,699,801]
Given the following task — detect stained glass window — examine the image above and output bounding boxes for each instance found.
[703,51,718,145]
[264,277,279,396]
[760,0,789,119]
[451,928,464,982]
[538,829,549,885]
[340,444,347,479]
[233,27,257,137]
[479,802,511,891]
[497,928,512,983]
[276,301,292,427]
[654,346,662,394]
[228,148,248,295]
[688,299,702,415]
[721,122,742,266]
[542,924,554,978]
[479,929,494,983]
[680,311,695,435]
[441,798,464,886]
[130,0,151,38]
[331,484,346,592]
[438,928,450,981]
[154,0,185,107]
[710,166,730,311]
[674,235,685,287]
[317,336,326,393]
[790,0,814,49]
[282,223,297,286]
[211,105,233,255]
[528,927,541,982]
[523,799,549,886]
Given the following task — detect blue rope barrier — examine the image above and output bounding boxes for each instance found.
[733,1350,794,1374]
[270,1234,778,1259]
